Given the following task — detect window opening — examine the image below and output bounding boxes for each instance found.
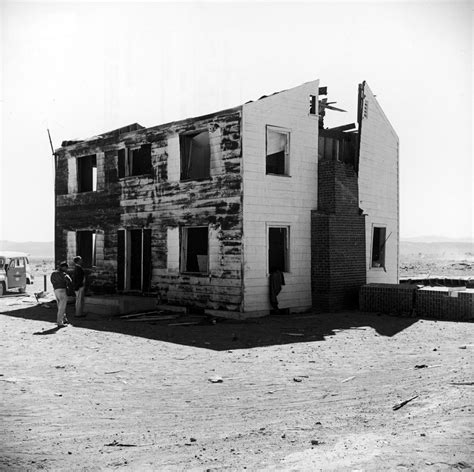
[181,226,209,273]
[76,230,96,267]
[309,95,317,115]
[77,154,97,192]
[118,144,152,178]
[180,130,211,180]
[371,227,387,268]
[266,126,290,175]
[268,227,289,272]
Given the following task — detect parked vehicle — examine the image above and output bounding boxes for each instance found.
[0,251,33,296]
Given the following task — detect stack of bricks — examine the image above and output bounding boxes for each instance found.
[359,284,474,321]
[359,283,418,316]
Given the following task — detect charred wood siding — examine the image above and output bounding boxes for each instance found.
[55,109,243,311]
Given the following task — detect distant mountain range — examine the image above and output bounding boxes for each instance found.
[1,237,472,260]
[0,240,54,257]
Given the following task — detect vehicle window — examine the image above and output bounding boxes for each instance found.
[0,259,4,269]
[9,259,15,269]
[17,258,25,268]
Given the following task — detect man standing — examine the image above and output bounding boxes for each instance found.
[50,261,72,327]
[72,256,86,318]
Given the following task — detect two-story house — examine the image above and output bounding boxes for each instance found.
[54,79,399,316]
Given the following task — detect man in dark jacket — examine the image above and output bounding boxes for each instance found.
[72,256,86,318]
[50,261,72,327]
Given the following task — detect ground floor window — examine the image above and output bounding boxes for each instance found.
[181,226,209,274]
[76,231,96,267]
[117,228,152,291]
[268,226,289,272]
[371,226,387,268]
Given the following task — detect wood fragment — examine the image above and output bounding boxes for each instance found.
[450,382,474,386]
[282,333,304,337]
[168,322,200,326]
[341,376,355,383]
[393,395,418,411]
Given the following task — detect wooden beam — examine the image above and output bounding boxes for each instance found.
[327,123,357,132]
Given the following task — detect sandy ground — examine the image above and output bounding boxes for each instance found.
[1,286,473,471]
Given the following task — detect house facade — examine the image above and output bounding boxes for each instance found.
[54,79,399,315]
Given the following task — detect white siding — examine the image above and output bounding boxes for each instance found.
[94,231,104,266]
[96,152,105,191]
[67,158,77,194]
[66,231,76,262]
[167,227,180,272]
[167,135,180,181]
[358,83,399,283]
[242,80,320,313]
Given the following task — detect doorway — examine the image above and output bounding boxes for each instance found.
[117,228,151,292]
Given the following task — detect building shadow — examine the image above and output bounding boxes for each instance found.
[0,302,421,351]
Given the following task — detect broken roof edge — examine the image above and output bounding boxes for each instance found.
[58,79,320,150]
[244,78,320,106]
[58,106,243,151]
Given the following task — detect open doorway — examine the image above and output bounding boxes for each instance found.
[117,229,152,292]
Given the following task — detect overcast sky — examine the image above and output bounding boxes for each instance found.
[1,0,472,242]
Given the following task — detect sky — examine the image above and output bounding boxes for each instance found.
[0,0,472,242]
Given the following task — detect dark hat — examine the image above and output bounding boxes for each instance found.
[59,261,68,268]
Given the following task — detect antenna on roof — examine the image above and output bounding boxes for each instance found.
[47,129,56,158]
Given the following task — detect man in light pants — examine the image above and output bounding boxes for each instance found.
[72,256,86,318]
[50,261,71,327]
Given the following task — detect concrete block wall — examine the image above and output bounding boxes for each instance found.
[416,287,474,321]
[360,284,474,321]
[358,83,399,284]
[242,80,320,313]
[359,283,418,315]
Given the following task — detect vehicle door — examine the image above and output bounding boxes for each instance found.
[7,258,26,289]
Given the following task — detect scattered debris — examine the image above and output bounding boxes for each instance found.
[459,346,467,350]
[54,393,63,397]
[168,322,200,327]
[105,371,122,375]
[392,395,418,411]
[190,437,197,442]
[450,382,474,386]
[341,376,356,383]
[414,365,428,369]
[208,376,223,383]
[311,439,324,446]
[282,333,304,337]
[293,377,303,382]
[105,440,137,447]
[55,365,66,369]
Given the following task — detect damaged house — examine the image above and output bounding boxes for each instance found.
[54,79,399,316]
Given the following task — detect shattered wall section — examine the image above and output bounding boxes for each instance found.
[55,109,243,311]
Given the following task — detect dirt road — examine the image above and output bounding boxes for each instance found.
[1,292,473,471]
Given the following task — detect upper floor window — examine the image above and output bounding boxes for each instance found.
[118,144,152,178]
[266,126,290,176]
[77,154,97,192]
[180,130,210,180]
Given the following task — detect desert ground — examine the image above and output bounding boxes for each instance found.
[1,275,473,471]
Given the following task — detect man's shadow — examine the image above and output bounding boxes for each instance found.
[33,325,65,335]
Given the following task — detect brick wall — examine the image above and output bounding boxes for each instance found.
[311,158,366,312]
[360,284,474,321]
